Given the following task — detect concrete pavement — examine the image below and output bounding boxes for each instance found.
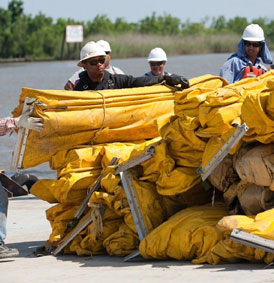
[1,196,274,283]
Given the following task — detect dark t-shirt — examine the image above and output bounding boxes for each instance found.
[73,70,164,91]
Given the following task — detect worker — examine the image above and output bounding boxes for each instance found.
[143,47,171,77]
[96,39,124,75]
[220,24,273,84]
[0,110,43,259]
[73,41,189,91]
[64,40,124,90]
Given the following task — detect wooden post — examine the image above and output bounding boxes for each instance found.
[60,28,66,60]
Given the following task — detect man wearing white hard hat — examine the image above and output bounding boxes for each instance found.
[96,39,124,75]
[220,24,273,84]
[143,47,171,77]
[73,41,189,91]
[64,40,124,90]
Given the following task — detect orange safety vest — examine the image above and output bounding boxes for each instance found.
[241,65,264,79]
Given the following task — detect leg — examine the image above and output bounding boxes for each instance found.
[0,182,8,243]
[0,182,19,258]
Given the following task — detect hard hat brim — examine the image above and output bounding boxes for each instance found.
[242,36,264,42]
[147,59,167,62]
[77,52,106,67]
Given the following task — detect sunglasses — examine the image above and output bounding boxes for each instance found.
[244,41,261,48]
[150,61,165,67]
[85,57,106,66]
[105,51,111,55]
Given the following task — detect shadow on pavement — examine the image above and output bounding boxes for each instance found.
[7,241,46,258]
[0,259,15,263]
[54,254,194,269]
[194,261,271,271]
[9,196,38,201]
[6,241,274,271]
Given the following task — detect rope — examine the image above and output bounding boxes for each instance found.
[90,91,106,145]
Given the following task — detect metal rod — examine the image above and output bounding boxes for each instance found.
[123,250,141,262]
[53,213,93,256]
[120,170,147,240]
[230,229,274,254]
[74,157,119,220]
[198,123,249,181]
[115,146,155,175]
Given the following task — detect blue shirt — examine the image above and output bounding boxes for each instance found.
[220,39,273,84]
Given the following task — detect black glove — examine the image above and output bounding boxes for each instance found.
[11,173,38,192]
[163,74,189,90]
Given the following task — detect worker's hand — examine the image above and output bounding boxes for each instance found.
[14,109,43,132]
[164,74,190,90]
[11,173,38,192]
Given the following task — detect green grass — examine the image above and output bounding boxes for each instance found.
[85,32,254,59]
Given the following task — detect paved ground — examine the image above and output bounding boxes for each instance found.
[1,196,274,283]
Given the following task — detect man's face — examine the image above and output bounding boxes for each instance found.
[83,56,106,82]
[149,61,166,76]
[244,41,262,60]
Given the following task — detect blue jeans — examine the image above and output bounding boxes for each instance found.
[0,182,8,243]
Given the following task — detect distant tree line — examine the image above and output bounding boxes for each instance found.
[0,0,273,60]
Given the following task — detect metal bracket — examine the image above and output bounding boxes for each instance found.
[115,146,155,175]
[10,97,37,172]
[197,123,249,181]
[53,146,155,259]
[230,229,274,254]
[120,170,147,262]
[115,146,155,261]
[53,212,94,256]
[120,170,147,240]
[116,146,156,240]
[123,250,141,262]
[74,157,119,221]
[52,157,119,256]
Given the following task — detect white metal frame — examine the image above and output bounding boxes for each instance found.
[10,97,36,171]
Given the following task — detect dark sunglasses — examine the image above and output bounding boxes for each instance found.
[150,61,165,67]
[105,51,111,55]
[85,57,106,66]
[244,41,261,48]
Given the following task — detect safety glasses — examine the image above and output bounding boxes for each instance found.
[150,61,165,67]
[85,57,106,66]
[244,41,261,48]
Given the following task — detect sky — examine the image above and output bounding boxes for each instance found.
[0,0,274,23]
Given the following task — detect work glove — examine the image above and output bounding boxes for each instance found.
[11,173,38,192]
[164,74,190,90]
[14,109,43,132]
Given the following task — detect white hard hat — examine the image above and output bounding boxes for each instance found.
[147,47,167,62]
[96,40,111,52]
[242,24,265,41]
[78,41,106,67]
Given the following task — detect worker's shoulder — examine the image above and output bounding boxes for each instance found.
[223,55,244,69]
[112,66,125,74]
